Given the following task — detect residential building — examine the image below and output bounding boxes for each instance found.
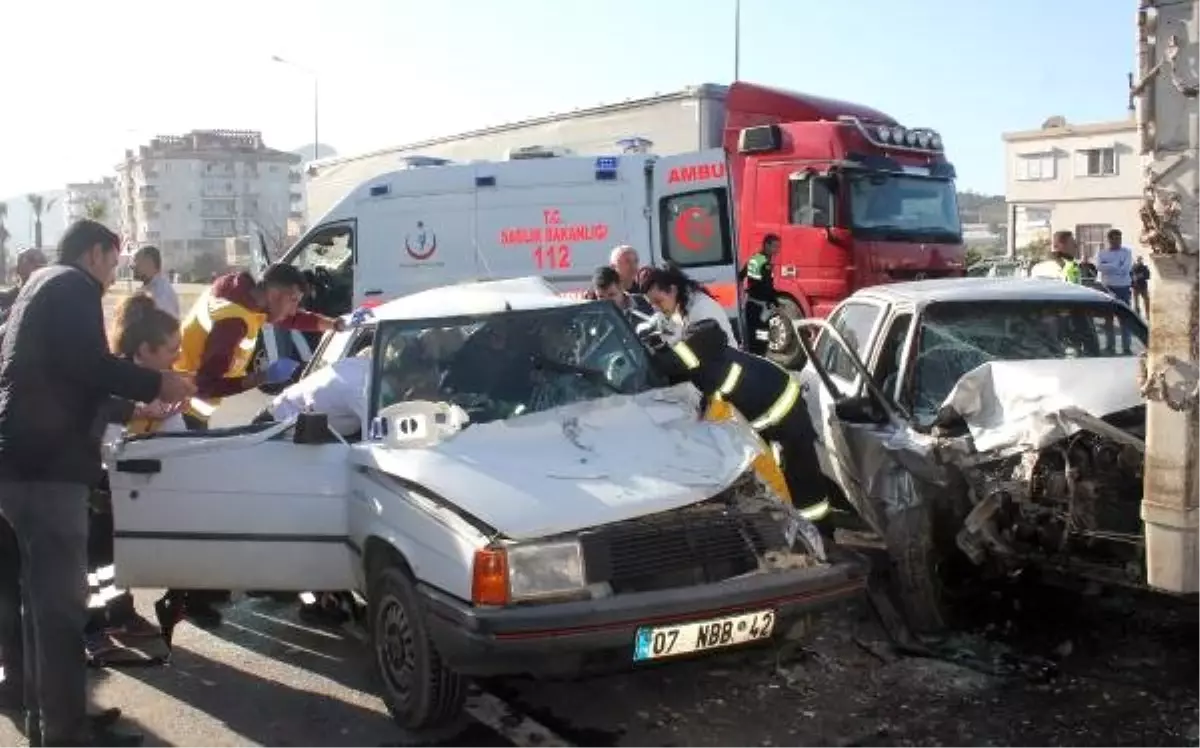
[64,179,119,232]
[1002,116,1142,259]
[116,130,302,277]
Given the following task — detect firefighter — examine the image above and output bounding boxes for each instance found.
[645,318,830,523]
[739,234,780,356]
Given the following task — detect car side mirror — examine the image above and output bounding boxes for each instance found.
[834,395,887,425]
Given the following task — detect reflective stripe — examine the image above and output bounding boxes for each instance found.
[88,586,125,609]
[751,377,802,431]
[189,397,217,418]
[672,342,701,370]
[238,336,257,352]
[717,362,743,397]
[798,499,831,522]
[95,565,115,582]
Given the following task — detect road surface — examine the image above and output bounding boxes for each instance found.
[0,570,1194,747]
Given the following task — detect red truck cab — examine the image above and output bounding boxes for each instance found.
[721,82,966,366]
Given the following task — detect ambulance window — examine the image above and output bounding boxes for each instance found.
[659,189,732,268]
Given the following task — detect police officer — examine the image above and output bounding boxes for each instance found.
[647,318,830,523]
[739,234,780,355]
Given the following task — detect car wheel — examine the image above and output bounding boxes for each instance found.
[883,502,952,636]
[368,562,467,735]
[767,297,807,370]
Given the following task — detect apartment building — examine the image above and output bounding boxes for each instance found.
[1002,116,1142,259]
[116,130,302,277]
[64,178,120,231]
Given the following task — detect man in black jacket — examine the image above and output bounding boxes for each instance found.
[0,219,194,747]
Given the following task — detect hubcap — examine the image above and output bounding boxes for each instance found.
[376,595,416,704]
[767,314,794,354]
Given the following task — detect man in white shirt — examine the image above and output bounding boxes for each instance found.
[268,352,371,436]
[1095,229,1134,306]
[133,246,180,319]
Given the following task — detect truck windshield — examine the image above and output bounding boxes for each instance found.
[848,174,962,243]
[371,302,662,426]
[907,300,1147,423]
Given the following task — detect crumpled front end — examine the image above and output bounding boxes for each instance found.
[932,359,1148,588]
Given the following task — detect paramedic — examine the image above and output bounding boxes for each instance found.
[1030,230,1081,283]
[740,234,780,356]
[176,263,344,428]
[0,248,47,325]
[0,219,194,747]
[645,318,829,523]
[88,294,185,666]
[641,264,735,346]
[590,266,653,321]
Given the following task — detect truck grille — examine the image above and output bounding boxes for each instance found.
[579,499,788,594]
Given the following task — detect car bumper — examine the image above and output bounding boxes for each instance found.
[419,553,866,678]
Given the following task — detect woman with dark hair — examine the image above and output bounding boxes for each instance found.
[641,263,735,345]
[87,293,184,666]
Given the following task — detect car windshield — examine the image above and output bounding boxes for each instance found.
[848,173,962,243]
[370,301,662,426]
[906,300,1147,424]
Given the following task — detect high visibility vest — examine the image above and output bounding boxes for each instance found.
[1062,259,1081,284]
[671,341,801,432]
[705,397,793,506]
[175,289,266,419]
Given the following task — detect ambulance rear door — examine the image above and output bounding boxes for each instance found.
[353,163,479,304]
[649,149,743,335]
[471,154,650,296]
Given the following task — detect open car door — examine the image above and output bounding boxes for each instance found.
[108,421,358,593]
[795,317,945,536]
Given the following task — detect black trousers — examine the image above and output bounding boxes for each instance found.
[0,517,21,697]
[744,300,771,356]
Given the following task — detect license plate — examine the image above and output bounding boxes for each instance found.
[633,609,776,662]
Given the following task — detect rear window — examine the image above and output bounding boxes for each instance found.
[658,189,733,268]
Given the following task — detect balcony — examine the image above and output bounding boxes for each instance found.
[138,186,158,198]
[289,172,302,183]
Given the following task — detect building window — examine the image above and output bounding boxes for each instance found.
[1075,223,1112,259]
[1076,148,1117,177]
[1015,153,1056,181]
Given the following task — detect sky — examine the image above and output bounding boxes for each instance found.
[0,0,1135,205]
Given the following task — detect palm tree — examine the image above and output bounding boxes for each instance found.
[27,193,57,249]
[0,202,9,283]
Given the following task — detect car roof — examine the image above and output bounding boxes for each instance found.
[851,277,1116,307]
[368,276,581,322]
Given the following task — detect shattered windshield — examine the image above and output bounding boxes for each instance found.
[907,300,1148,423]
[848,173,962,243]
[369,302,661,426]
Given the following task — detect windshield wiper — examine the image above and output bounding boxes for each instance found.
[530,354,623,394]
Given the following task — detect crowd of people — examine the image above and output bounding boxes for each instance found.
[1029,228,1152,318]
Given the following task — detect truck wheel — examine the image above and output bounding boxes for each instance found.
[883,502,952,636]
[767,297,807,370]
[368,563,467,735]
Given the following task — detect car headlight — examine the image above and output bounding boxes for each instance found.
[507,540,586,602]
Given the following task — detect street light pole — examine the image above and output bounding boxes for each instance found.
[734,0,741,81]
[271,55,319,161]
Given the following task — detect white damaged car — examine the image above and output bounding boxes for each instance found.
[106,277,865,733]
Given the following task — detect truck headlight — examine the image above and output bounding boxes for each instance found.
[507,540,586,602]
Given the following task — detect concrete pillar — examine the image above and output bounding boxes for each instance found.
[1138,0,1199,594]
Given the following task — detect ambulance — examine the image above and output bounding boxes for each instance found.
[258,146,741,364]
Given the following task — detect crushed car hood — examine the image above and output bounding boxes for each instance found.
[938,357,1143,453]
[356,384,766,540]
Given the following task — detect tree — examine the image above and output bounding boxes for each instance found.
[83,197,108,223]
[964,246,984,268]
[0,202,8,283]
[1017,236,1051,261]
[27,194,57,249]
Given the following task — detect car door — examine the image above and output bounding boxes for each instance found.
[109,422,359,593]
[799,299,889,475]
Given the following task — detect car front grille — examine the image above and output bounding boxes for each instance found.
[579,497,788,594]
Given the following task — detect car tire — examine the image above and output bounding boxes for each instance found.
[767,297,808,370]
[368,562,467,736]
[883,502,951,636]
